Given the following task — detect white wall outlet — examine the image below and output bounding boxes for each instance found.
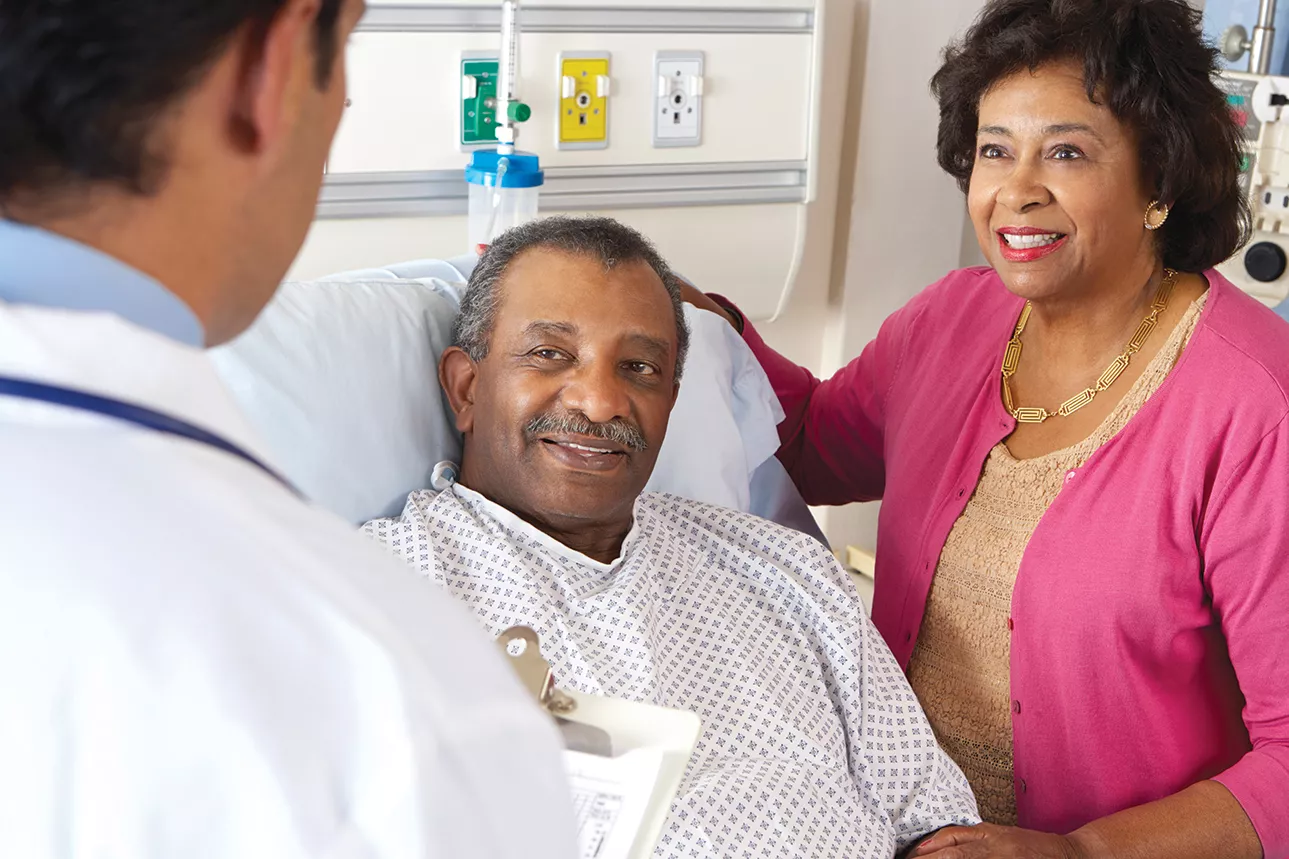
[654,51,704,148]
[1258,186,1289,212]
[1252,75,1289,125]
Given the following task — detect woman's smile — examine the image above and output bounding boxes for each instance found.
[997,227,1069,262]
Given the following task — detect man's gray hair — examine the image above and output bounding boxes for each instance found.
[454,216,691,379]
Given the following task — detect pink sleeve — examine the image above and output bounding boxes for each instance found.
[1202,414,1289,858]
[716,293,926,507]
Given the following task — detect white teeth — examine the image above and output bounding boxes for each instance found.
[1002,232,1062,249]
[563,442,613,454]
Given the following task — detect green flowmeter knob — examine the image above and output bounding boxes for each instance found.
[507,101,532,123]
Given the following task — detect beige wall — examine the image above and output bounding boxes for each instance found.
[753,0,987,552]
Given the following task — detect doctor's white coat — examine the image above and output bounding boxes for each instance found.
[0,303,578,859]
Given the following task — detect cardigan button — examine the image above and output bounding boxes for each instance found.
[1019,778,1028,794]
[1012,700,1022,715]
[904,631,913,643]
[1007,617,1014,631]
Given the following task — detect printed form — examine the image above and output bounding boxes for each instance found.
[564,748,666,859]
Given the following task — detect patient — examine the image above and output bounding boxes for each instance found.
[363,216,978,857]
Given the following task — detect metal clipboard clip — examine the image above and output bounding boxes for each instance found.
[497,625,614,756]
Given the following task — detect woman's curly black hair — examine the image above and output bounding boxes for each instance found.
[932,0,1251,273]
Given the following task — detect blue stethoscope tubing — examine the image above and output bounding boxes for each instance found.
[0,376,298,494]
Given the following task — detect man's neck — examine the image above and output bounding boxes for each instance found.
[457,480,634,565]
[531,517,632,565]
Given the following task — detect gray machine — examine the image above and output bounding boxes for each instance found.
[1215,0,1289,317]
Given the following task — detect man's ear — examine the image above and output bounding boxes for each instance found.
[439,346,479,433]
[227,0,321,159]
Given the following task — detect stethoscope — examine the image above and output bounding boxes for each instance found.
[0,376,298,494]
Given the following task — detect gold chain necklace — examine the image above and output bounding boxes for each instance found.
[1001,269,1177,424]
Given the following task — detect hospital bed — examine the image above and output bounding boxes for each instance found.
[210,255,826,543]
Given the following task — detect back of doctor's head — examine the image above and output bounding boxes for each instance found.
[0,0,361,345]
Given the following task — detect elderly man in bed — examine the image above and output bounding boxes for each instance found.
[363,215,978,858]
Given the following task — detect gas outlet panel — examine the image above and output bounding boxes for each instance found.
[557,51,611,150]
[654,51,705,148]
[459,51,500,149]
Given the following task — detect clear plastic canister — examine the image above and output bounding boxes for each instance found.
[467,183,540,247]
[465,149,544,247]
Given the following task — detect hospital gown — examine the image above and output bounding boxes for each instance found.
[364,485,978,858]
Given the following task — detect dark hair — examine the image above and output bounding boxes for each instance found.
[0,0,345,200]
[932,0,1251,272]
[456,216,691,380]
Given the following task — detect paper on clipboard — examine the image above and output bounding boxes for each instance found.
[558,689,702,859]
[564,748,663,859]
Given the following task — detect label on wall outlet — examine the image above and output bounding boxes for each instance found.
[558,52,610,150]
[654,51,704,148]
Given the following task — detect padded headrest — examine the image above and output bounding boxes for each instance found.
[211,278,462,522]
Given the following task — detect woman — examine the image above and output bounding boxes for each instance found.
[688,0,1289,856]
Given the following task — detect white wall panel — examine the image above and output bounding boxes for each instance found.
[329,32,812,173]
[303,1,835,322]
[289,204,802,320]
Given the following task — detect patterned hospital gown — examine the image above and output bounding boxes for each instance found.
[363,485,978,858]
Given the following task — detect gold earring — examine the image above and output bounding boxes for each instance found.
[1144,200,1170,231]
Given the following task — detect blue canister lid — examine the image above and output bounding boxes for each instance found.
[465,149,544,188]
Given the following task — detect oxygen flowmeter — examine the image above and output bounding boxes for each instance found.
[465,0,543,248]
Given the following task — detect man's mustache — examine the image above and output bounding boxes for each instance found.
[524,411,649,453]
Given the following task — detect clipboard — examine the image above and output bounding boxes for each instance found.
[498,626,702,859]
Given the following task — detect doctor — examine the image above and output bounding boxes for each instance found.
[0,1,576,857]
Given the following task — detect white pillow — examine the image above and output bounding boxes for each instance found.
[211,278,462,523]
[644,305,783,511]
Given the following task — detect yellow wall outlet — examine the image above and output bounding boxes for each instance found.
[557,52,610,150]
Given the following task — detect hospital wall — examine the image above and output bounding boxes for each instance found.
[288,0,986,557]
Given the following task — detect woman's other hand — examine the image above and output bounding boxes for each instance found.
[913,824,1095,859]
[676,277,739,329]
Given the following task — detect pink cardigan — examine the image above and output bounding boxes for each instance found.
[738,267,1289,854]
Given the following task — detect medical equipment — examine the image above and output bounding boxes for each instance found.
[466,149,543,247]
[1214,66,1289,306]
[0,376,295,491]
[1221,0,1278,75]
[464,0,544,247]
[1213,0,1289,308]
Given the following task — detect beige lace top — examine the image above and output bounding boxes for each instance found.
[905,292,1208,824]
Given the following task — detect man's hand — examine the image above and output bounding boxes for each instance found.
[911,824,1094,859]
